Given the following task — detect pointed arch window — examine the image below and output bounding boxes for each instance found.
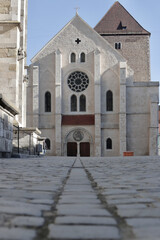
[80,52,85,62]
[45,138,51,150]
[71,95,77,112]
[106,138,112,150]
[45,91,51,112]
[106,90,113,111]
[71,52,76,63]
[80,94,86,112]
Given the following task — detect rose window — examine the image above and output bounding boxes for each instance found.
[67,71,89,92]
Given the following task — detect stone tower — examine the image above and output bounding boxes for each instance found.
[0,0,28,127]
[94,1,151,82]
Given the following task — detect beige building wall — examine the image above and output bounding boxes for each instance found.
[0,0,28,127]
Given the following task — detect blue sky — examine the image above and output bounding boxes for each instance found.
[27,0,160,81]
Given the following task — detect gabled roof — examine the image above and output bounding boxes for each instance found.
[31,13,125,63]
[94,1,150,35]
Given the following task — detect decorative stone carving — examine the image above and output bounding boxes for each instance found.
[73,130,84,142]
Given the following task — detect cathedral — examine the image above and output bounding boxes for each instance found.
[27,1,159,157]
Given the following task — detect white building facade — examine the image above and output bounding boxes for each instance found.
[27,2,159,157]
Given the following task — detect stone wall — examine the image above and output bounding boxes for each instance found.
[0,107,13,157]
[0,0,28,127]
[103,35,150,82]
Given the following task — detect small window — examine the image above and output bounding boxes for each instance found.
[45,91,51,112]
[106,138,112,150]
[115,42,122,50]
[71,53,76,63]
[106,90,113,111]
[71,95,77,112]
[80,52,85,62]
[80,94,86,112]
[45,138,51,150]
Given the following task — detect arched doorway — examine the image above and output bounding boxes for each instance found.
[67,142,77,156]
[64,128,93,157]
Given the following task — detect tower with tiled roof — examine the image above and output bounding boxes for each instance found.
[95,1,151,82]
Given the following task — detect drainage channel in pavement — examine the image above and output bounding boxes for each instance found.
[35,157,135,240]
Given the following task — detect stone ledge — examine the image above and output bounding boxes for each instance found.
[0,94,19,116]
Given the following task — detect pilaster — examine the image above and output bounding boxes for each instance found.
[119,62,127,155]
[32,66,39,128]
[55,49,62,156]
[94,49,101,156]
[149,95,159,155]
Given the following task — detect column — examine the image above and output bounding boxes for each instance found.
[94,49,101,157]
[55,49,62,156]
[149,95,159,155]
[119,62,127,155]
[33,66,39,128]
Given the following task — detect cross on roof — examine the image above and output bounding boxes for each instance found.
[75,38,81,44]
[74,7,80,15]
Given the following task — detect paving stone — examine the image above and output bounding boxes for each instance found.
[117,208,160,218]
[126,218,160,227]
[58,197,100,204]
[133,226,160,240]
[48,225,120,239]
[57,204,111,216]
[10,216,44,227]
[0,227,36,240]
[55,216,117,225]
[1,156,160,240]
[116,203,147,209]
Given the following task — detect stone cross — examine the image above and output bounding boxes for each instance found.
[75,7,80,14]
[75,38,81,44]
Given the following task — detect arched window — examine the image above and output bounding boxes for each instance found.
[45,91,51,112]
[106,90,113,111]
[115,42,122,50]
[71,95,77,112]
[71,53,76,63]
[45,138,51,150]
[80,94,86,112]
[106,138,112,150]
[80,52,85,62]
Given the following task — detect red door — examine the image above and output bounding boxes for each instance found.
[80,142,90,157]
[67,142,77,156]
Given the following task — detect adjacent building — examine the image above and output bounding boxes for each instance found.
[0,0,42,156]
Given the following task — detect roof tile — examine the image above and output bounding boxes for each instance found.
[94,1,150,35]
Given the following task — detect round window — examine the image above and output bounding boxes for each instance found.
[67,71,89,92]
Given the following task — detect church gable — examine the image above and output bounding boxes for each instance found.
[31,14,125,64]
[94,1,150,35]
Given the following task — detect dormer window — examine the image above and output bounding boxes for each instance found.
[117,21,127,30]
[115,42,122,50]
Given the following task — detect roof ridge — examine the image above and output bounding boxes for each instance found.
[94,1,150,35]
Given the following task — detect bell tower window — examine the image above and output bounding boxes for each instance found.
[115,42,122,50]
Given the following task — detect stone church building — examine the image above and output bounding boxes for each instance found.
[27,1,159,157]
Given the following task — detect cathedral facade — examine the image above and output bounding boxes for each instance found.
[27,2,159,157]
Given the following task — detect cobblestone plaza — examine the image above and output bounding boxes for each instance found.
[0,156,160,239]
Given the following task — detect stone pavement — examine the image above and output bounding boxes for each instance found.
[0,156,160,239]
